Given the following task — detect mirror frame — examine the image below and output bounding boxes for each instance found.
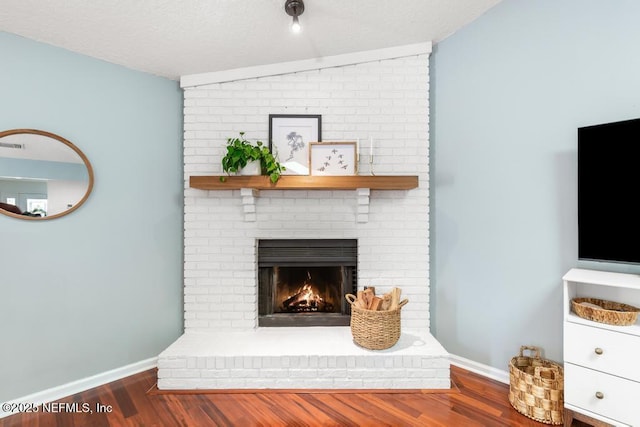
[0,129,95,221]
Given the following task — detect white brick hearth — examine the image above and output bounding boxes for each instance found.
[158,43,450,390]
[158,328,448,389]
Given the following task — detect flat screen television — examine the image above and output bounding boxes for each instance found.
[578,117,640,264]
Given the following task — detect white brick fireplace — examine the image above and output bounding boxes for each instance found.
[158,43,450,390]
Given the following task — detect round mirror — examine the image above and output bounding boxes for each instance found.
[0,129,94,220]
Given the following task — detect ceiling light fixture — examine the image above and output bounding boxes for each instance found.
[284,0,305,34]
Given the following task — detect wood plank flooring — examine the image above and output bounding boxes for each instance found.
[1,366,592,426]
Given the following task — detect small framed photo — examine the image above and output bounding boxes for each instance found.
[269,114,321,175]
[309,142,357,176]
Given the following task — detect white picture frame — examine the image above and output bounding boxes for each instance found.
[309,142,357,176]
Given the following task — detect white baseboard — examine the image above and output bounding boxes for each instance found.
[0,357,157,419]
[449,354,510,385]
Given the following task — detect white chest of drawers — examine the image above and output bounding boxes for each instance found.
[563,268,640,427]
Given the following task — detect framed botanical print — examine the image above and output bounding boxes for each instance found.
[269,114,321,175]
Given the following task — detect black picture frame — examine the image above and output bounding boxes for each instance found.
[269,114,321,175]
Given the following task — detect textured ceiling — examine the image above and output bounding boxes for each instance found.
[0,0,502,80]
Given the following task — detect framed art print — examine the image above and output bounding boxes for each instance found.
[269,114,321,175]
[309,142,357,176]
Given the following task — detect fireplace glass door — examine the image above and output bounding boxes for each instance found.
[258,239,357,327]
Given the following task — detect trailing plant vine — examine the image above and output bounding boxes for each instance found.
[221,132,285,183]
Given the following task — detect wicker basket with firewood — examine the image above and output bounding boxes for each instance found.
[345,287,408,350]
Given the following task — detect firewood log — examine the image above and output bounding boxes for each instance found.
[369,296,383,311]
[355,290,367,309]
[283,290,308,308]
[380,294,392,311]
[389,287,402,310]
[363,288,375,308]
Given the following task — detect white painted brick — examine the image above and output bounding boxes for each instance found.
[170,369,201,378]
[406,368,437,378]
[431,379,453,388]
[317,357,328,369]
[200,369,227,379]
[288,369,320,379]
[157,358,187,369]
[302,379,339,388]
[259,369,285,378]
[436,368,451,378]
[348,370,378,379]
[422,358,450,369]
[182,53,432,350]
[318,369,347,378]
[216,379,247,388]
[229,369,260,378]
[334,379,363,388]
[158,330,449,390]
[358,378,394,388]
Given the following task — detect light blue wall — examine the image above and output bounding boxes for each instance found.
[431,0,640,369]
[0,32,183,401]
[0,158,88,181]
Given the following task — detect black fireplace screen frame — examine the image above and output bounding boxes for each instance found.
[258,239,357,327]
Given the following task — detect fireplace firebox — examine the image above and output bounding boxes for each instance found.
[258,239,357,326]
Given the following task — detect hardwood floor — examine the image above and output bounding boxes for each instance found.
[1,366,591,426]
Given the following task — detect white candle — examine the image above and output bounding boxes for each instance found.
[356,138,360,161]
[370,136,373,156]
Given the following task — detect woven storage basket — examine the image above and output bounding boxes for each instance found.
[571,297,640,326]
[345,294,408,350]
[509,346,564,425]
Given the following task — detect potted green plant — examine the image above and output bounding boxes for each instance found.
[221,132,285,183]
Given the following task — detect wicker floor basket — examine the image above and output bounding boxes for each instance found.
[571,297,640,326]
[345,294,408,350]
[509,346,564,425]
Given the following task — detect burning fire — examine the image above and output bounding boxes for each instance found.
[298,284,323,306]
[282,272,328,311]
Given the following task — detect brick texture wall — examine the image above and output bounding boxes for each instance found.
[183,54,430,332]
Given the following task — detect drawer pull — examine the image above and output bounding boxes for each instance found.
[595,391,604,399]
[594,347,604,355]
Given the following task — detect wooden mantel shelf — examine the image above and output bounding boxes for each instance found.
[189,175,419,191]
[189,175,419,224]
